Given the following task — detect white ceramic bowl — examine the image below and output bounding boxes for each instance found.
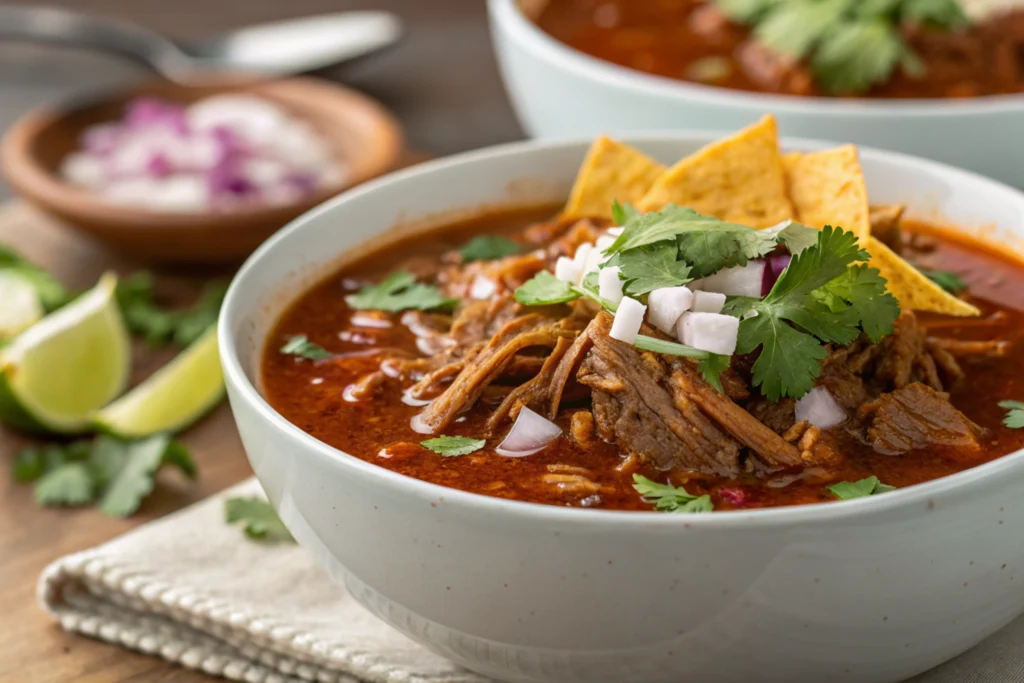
[220,134,1024,683]
[488,0,1024,188]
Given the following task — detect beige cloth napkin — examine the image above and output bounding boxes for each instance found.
[38,478,1024,683]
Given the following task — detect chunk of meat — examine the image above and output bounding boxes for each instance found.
[669,361,804,470]
[570,410,596,446]
[874,312,945,392]
[859,383,982,455]
[416,314,577,433]
[748,397,797,434]
[579,313,741,476]
[869,204,905,252]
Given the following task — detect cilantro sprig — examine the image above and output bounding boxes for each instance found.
[827,475,896,500]
[633,474,714,513]
[345,270,456,313]
[1000,401,1024,429]
[713,0,967,94]
[421,435,486,456]
[728,226,899,401]
[226,497,294,543]
[925,270,967,294]
[458,235,521,262]
[280,335,331,361]
[14,434,195,517]
[117,273,227,347]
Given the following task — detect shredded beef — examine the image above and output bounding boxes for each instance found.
[859,383,982,455]
[578,313,742,476]
[869,204,906,253]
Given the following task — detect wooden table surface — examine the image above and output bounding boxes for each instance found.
[0,2,523,680]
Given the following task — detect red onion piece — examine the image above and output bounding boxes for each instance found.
[496,407,561,457]
[718,488,760,508]
[761,252,792,296]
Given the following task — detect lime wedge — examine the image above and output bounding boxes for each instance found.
[0,273,129,434]
[0,269,44,340]
[94,324,224,438]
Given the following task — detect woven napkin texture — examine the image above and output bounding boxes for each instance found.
[37,477,1024,683]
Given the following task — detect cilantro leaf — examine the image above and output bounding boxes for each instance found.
[755,0,848,61]
[762,221,821,255]
[899,0,967,26]
[924,270,967,294]
[98,434,178,517]
[698,354,731,393]
[421,435,486,456]
[35,463,95,507]
[116,273,227,347]
[0,245,73,311]
[999,400,1024,429]
[734,226,892,401]
[828,475,896,500]
[632,474,714,513]
[226,497,294,543]
[813,18,904,94]
[610,199,641,227]
[812,264,900,342]
[514,270,581,306]
[618,243,692,296]
[345,270,455,313]
[280,335,332,361]
[458,235,521,262]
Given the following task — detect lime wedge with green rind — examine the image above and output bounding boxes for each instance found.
[0,269,44,340]
[93,324,224,438]
[0,273,129,434]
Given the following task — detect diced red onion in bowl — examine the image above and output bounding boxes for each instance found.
[795,387,847,429]
[59,94,347,213]
[496,407,562,457]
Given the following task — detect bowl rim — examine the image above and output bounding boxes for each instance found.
[0,76,404,229]
[489,0,1024,116]
[220,131,1024,529]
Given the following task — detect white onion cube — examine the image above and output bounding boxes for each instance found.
[610,297,646,345]
[554,256,580,284]
[606,226,624,236]
[700,261,766,298]
[691,290,727,314]
[583,246,605,276]
[795,386,847,429]
[595,235,615,254]
[599,266,624,305]
[60,153,107,189]
[677,312,739,355]
[647,286,694,335]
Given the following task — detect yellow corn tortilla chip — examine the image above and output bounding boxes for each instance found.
[563,137,666,220]
[868,237,980,317]
[784,146,871,242]
[637,115,793,228]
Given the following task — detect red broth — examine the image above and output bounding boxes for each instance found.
[262,208,1024,511]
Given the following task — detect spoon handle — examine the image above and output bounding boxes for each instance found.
[0,6,181,68]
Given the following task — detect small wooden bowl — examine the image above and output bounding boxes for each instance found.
[0,77,403,265]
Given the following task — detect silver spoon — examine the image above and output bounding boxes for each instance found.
[0,6,402,84]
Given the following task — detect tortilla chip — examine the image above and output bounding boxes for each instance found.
[637,115,792,228]
[784,146,871,242]
[563,137,665,220]
[868,237,980,317]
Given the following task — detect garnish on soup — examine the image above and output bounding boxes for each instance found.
[262,115,1024,513]
[535,0,1024,98]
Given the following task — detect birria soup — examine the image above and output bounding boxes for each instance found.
[262,118,1024,513]
[533,0,1024,98]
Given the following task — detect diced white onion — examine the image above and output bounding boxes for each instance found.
[469,275,497,300]
[554,256,580,283]
[496,407,562,457]
[647,286,694,335]
[677,312,739,355]
[606,226,624,236]
[595,235,615,254]
[691,290,727,314]
[766,219,792,231]
[795,387,848,429]
[60,153,106,189]
[700,261,766,298]
[583,246,605,276]
[599,265,624,305]
[610,296,646,344]
[572,242,593,268]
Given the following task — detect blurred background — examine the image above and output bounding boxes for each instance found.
[0,0,524,202]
